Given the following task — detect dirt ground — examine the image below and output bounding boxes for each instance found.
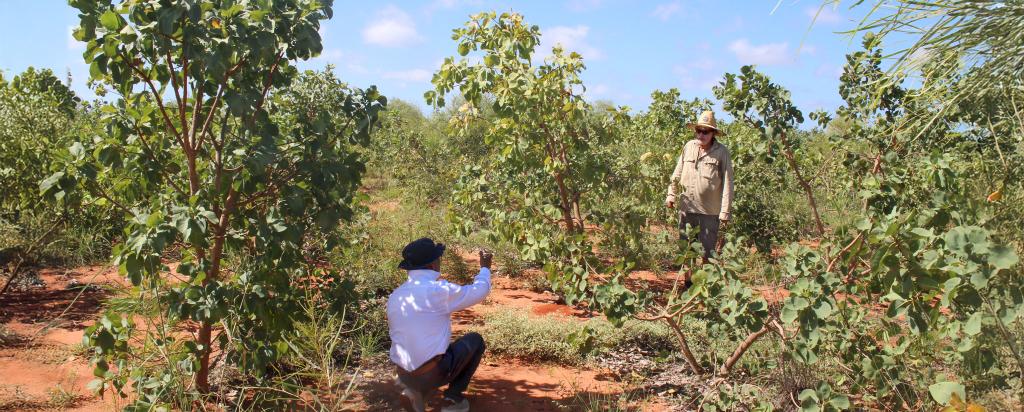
[0,266,123,411]
[0,259,678,411]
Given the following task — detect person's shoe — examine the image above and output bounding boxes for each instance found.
[395,376,425,412]
[441,396,470,412]
[402,388,426,412]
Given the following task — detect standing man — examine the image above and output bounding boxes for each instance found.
[387,237,493,412]
[665,110,734,279]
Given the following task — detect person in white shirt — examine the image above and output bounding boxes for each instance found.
[387,237,492,412]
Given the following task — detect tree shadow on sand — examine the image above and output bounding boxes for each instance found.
[359,373,618,412]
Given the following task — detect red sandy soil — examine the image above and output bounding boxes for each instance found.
[0,266,124,412]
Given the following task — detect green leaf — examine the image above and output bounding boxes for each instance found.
[928,381,965,406]
[38,172,65,195]
[944,226,971,252]
[970,268,991,289]
[797,388,819,411]
[100,10,122,31]
[963,312,983,335]
[812,300,833,319]
[910,227,933,238]
[829,395,850,409]
[69,142,86,159]
[989,245,1018,271]
[86,378,104,394]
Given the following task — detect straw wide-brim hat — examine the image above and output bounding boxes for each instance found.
[685,110,726,136]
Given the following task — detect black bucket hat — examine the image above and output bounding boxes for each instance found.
[398,237,446,270]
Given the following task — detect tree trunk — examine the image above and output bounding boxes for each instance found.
[571,193,584,231]
[665,317,704,375]
[0,254,27,298]
[553,172,578,233]
[195,321,212,392]
[778,132,826,236]
[862,153,883,212]
[186,153,200,195]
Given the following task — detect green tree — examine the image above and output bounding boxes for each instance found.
[0,67,95,294]
[714,65,825,236]
[427,12,619,304]
[51,0,385,402]
[0,67,79,219]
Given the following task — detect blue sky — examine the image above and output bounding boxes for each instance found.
[0,1,871,116]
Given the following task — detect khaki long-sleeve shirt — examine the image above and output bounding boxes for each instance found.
[665,139,734,221]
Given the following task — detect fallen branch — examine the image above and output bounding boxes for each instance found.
[0,214,66,298]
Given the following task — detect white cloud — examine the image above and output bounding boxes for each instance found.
[815,63,844,79]
[715,16,745,34]
[382,69,432,83]
[587,83,609,97]
[347,63,370,75]
[430,0,482,9]
[799,44,818,55]
[362,5,422,47]
[688,56,716,71]
[650,2,682,21]
[805,6,842,24]
[308,48,370,75]
[906,47,933,68]
[672,66,720,92]
[728,38,792,66]
[540,25,604,60]
[567,0,602,12]
[316,49,344,61]
[67,26,84,50]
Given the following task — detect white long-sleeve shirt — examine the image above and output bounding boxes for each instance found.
[386,267,492,372]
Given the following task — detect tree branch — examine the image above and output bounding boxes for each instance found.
[166,49,185,141]
[195,82,225,151]
[133,124,187,197]
[718,326,770,376]
[123,52,183,146]
[778,131,826,236]
[665,316,704,375]
[826,231,864,274]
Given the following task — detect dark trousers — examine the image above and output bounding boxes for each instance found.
[678,211,720,260]
[397,332,486,402]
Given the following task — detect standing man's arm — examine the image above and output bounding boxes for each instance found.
[719,151,734,223]
[665,144,686,208]
[445,250,493,312]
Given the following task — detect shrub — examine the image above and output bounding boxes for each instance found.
[483,309,598,365]
[482,309,678,366]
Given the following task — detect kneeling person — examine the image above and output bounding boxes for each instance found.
[387,238,493,412]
